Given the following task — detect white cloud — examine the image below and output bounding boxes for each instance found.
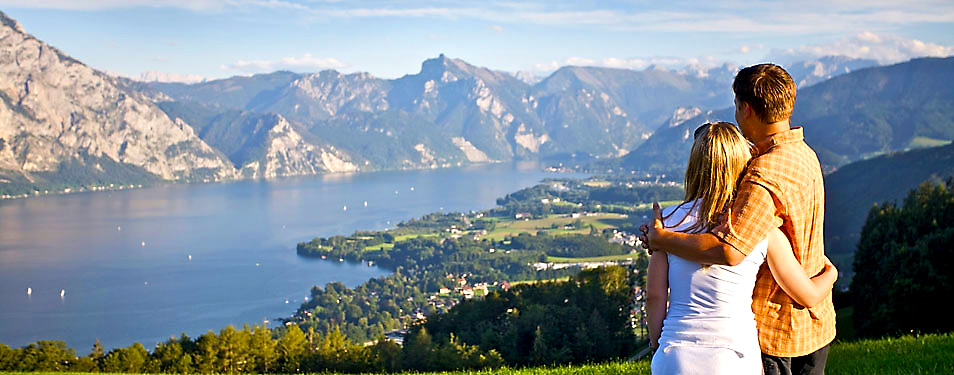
[489,24,504,32]
[528,55,725,75]
[220,53,347,74]
[768,32,954,64]
[136,70,208,83]
[6,1,952,36]
[0,0,229,11]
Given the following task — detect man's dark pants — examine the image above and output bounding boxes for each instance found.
[761,344,829,375]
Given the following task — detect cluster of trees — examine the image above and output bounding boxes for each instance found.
[298,231,396,262]
[296,270,426,343]
[850,179,954,338]
[397,212,470,231]
[492,179,683,218]
[509,231,630,258]
[295,234,597,343]
[423,266,639,366]
[0,325,503,373]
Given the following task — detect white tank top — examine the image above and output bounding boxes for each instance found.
[658,200,767,354]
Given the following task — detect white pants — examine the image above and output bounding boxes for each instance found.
[650,343,762,375]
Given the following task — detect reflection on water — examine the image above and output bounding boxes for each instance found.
[0,163,581,350]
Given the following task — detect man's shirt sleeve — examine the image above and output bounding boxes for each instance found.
[712,179,782,256]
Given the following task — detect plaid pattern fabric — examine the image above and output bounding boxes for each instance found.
[712,127,836,357]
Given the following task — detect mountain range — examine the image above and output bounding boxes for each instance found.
[620,56,954,174]
[0,10,924,197]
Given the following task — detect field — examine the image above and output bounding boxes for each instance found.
[482,213,633,241]
[363,233,440,251]
[547,254,638,263]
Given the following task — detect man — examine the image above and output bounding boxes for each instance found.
[641,64,835,375]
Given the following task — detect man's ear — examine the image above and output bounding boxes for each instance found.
[740,101,753,120]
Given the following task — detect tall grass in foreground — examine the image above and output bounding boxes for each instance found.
[826,333,954,374]
[2,333,951,375]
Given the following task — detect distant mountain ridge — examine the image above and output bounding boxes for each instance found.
[140,55,743,170]
[621,57,954,174]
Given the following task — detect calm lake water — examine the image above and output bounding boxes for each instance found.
[0,163,581,351]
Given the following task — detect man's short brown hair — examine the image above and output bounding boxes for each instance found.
[732,64,796,124]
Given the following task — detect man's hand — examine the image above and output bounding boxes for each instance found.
[638,202,665,254]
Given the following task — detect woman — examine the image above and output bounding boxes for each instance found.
[646,122,837,374]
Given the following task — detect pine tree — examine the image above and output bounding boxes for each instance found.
[249,325,278,373]
[402,327,433,371]
[88,339,105,371]
[218,325,250,374]
[152,340,185,373]
[370,338,403,372]
[530,326,550,365]
[195,330,220,373]
[278,326,307,373]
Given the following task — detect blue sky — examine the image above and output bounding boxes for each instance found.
[1,1,953,82]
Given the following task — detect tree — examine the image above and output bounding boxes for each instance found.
[102,343,148,373]
[89,339,105,363]
[402,326,433,371]
[851,180,954,338]
[195,330,220,373]
[249,325,278,373]
[0,345,15,371]
[69,356,99,372]
[278,326,307,373]
[152,340,185,373]
[218,325,250,373]
[370,338,403,372]
[530,326,550,365]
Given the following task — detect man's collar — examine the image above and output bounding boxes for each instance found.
[754,127,804,155]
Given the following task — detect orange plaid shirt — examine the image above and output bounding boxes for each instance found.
[712,127,836,357]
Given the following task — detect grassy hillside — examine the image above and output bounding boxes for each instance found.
[445,333,954,375]
[825,141,954,257]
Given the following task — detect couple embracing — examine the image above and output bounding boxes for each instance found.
[641,64,836,375]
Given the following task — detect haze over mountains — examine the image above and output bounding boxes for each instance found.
[1,10,946,198]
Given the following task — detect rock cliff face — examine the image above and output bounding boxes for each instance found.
[0,11,234,192]
[234,114,359,179]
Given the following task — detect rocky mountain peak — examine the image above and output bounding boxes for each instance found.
[418,54,495,83]
[1,11,235,194]
[0,10,26,34]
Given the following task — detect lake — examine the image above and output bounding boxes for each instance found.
[0,163,582,351]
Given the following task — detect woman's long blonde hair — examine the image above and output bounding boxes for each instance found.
[673,121,753,233]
